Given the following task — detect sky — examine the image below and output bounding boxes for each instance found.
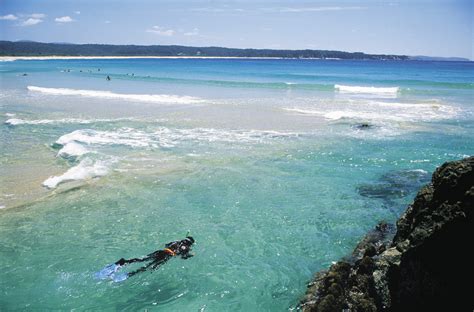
[0,0,472,59]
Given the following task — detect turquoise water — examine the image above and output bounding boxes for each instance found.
[0,59,473,310]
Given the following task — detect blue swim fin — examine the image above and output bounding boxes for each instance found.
[112,272,129,282]
[95,263,122,280]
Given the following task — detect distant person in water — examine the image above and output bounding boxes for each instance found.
[116,236,195,276]
[106,75,111,81]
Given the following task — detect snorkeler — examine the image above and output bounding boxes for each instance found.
[96,236,195,282]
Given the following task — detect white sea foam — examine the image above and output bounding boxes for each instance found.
[5,113,16,117]
[47,127,299,188]
[283,100,458,122]
[57,142,90,158]
[42,158,110,188]
[335,84,399,95]
[407,169,428,174]
[283,108,322,116]
[5,118,27,125]
[322,110,446,122]
[4,117,129,126]
[56,128,157,148]
[27,86,204,104]
[55,127,300,151]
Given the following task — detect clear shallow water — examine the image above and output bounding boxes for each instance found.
[0,59,473,310]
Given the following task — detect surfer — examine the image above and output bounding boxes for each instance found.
[106,75,111,81]
[96,236,195,282]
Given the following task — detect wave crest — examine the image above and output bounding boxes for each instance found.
[57,142,90,158]
[27,86,204,104]
[5,117,131,126]
[284,100,457,122]
[55,127,301,149]
[335,84,399,95]
[42,158,111,189]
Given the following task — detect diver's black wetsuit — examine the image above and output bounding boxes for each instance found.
[115,237,194,277]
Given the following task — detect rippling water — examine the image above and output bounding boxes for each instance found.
[1,59,473,310]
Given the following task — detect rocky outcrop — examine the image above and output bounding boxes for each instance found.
[300,157,474,311]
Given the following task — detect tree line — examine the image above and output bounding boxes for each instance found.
[0,41,408,60]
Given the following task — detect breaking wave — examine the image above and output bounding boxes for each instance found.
[5,117,130,126]
[335,84,400,95]
[57,142,90,158]
[42,158,111,189]
[283,100,458,122]
[27,86,204,104]
[44,126,301,188]
[55,127,301,149]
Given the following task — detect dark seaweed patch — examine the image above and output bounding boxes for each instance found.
[358,169,430,200]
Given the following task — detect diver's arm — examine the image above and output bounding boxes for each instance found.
[181,253,194,259]
[128,261,155,277]
[165,241,179,249]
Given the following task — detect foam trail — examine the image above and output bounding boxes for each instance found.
[321,110,451,122]
[27,86,204,104]
[5,117,129,126]
[283,100,458,122]
[55,127,300,150]
[42,158,110,188]
[335,84,399,95]
[408,169,428,174]
[56,129,155,148]
[283,108,322,115]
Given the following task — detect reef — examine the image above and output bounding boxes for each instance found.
[300,156,474,311]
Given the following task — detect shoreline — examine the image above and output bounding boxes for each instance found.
[2,56,469,62]
[0,56,322,61]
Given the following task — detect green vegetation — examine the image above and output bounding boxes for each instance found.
[0,41,408,60]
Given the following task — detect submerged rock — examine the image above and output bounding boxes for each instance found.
[300,156,474,311]
[357,169,430,200]
[352,123,374,130]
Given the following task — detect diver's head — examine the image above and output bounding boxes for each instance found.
[183,236,195,246]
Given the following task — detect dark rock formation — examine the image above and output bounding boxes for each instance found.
[300,156,474,311]
[357,169,430,200]
[352,123,375,130]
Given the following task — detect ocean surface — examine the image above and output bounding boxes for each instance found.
[0,58,473,310]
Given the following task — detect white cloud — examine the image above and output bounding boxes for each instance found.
[190,8,227,13]
[20,18,43,26]
[191,6,365,14]
[75,11,81,15]
[30,13,46,19]
[0,14,18,20]
[191,7,244,13]
[55,16,74,23]
[184,28,199,36]
[146,26,175,36]
[104,20,111,24]
[270,6,365,13]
